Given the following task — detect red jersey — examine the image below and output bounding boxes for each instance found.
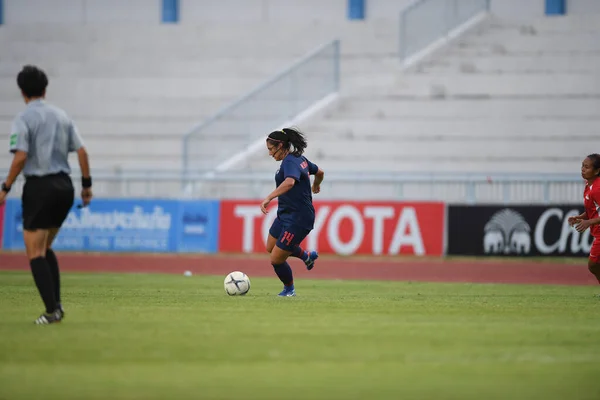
[583,180,600,237]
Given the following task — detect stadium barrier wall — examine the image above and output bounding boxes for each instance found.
[1,199,446,256]
[218,200,446,257]
[4,200,589,258]
[1,199,220,253]
[0,202,4,249]
[446,204,589,258]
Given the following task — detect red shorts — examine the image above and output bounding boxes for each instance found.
[590,237,600,263]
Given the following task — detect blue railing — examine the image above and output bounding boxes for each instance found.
[182,39,340,175]
[399,0,490,62]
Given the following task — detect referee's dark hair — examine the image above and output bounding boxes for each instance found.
[266,127,308,157]
[17,65,48,98]
[587,153,600,176]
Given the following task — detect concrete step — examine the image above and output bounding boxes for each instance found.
[0,21,397,42]
[307,118,600,139]
[438,47,600,60]
[374,74,600,97]
[239,156,582,174]
[0,55,394,79]
[0,77,269,98]
[0,23,399,60]
[461,30,600,48]
[0,151,580,176]
[82,134,267,158]
[301,138,593,157]
[67,119,197,136]
[419,54,600,74]
[332,97,600,118]
[0,98,229,119]
[514,15,600,32]
[0,42,320,61]
[484,15,600,32]
[82,154,184,171]
[0,58,296,79]
[81,136,182,157]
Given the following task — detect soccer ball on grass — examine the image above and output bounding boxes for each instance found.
[224,271,251,296]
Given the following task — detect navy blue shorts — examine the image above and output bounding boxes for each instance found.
[269,217,311,252]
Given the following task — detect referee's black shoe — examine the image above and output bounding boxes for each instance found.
[57,304,65,320]
[34,310,62,325]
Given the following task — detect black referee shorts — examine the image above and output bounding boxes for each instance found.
[22,172,75,231]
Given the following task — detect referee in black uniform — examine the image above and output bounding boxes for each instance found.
[0,65,93,324]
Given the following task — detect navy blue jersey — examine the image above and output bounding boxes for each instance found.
[275,154,319,229]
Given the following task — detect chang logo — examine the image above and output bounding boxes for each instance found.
[483,209,531,254]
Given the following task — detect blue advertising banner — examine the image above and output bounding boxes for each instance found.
[2,199,220,253]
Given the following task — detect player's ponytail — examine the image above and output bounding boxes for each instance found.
[282,127,307,156]
[266,127,307,157]
[588,153,600,176]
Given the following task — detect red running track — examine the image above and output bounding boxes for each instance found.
[0,252,597,286]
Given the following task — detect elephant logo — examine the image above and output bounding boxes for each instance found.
[483,209,531,255]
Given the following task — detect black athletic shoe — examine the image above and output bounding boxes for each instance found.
[57,304,65,320]
[34,310,62,325]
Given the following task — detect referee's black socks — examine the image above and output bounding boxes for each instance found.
[29,257,57,314]
[45,249,61,304]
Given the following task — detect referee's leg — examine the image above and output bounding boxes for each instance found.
[22,174,73,323]
[24,228,59,316]
[46,228,63,313]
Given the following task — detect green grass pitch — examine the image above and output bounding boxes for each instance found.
[1,271,599,400]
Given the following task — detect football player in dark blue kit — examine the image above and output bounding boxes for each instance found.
[260,128,324,297]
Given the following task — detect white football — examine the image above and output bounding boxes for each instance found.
[224,271,251,296]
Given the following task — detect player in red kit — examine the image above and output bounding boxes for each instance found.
[569,154,600,284]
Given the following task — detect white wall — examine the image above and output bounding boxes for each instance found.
[84,0,160,23]
[5,0,600,25]
[180,0,347,23]
[367,0,415,20]
[568,0,600,14]
[4,0,159,24]
[180,0,264,23]
[267,0,346,22]
[489,0,546,20]
[5,0,84,24]
[489,0,600,19]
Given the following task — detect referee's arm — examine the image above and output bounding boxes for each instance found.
[76,146,93,206]
[77,146,91,181]
[68,119,93,206]
[3,150,27,189]
[2,115,28,195]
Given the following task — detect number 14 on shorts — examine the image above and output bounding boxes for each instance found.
[281,231,295,246]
